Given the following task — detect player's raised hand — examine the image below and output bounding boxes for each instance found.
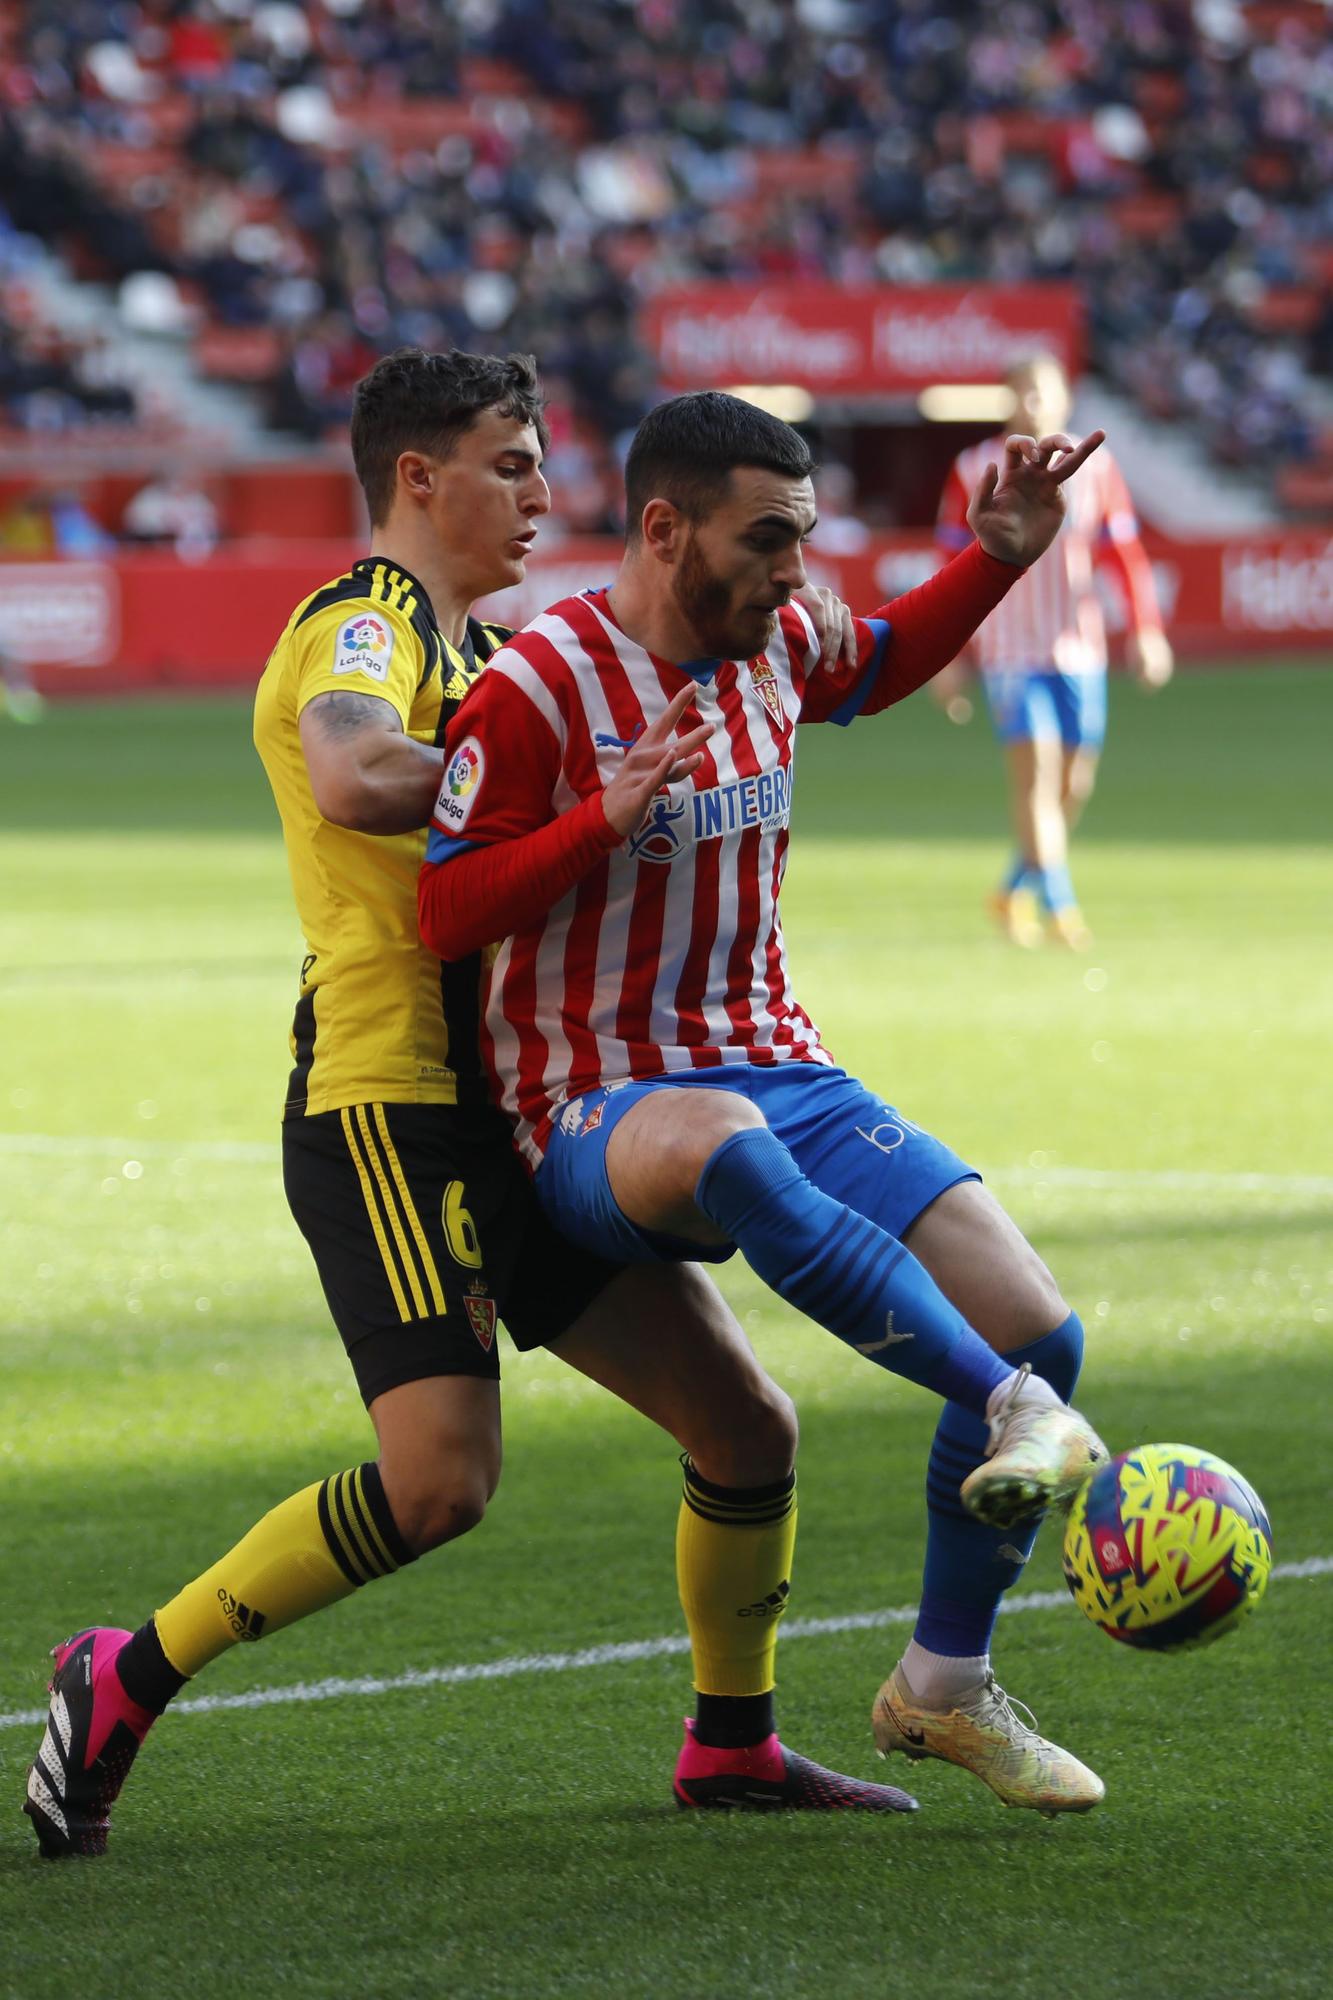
[927,655,975,725]
[794,581,857,672]
[601,682,714,837]
[967,429,1106,569]
[1126,627,1174,690]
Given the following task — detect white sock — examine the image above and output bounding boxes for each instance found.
[986,1367,1060,1422]
[900,1640,989,1708]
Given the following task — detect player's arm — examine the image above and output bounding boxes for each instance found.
[801,430,1108,723]
[300,693,443,833]
[1096,458,1174,689]
[418,673,712,961]
[931,455,982,694]
[292,595,441,832]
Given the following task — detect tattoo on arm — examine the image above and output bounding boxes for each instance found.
[305,691,403,740]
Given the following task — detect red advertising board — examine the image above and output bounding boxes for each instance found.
[639,283,1084,395]
[479,534,1333,659]
[0,563,121,667]
[7,529,1329,698]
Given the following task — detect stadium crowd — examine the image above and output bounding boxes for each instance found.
[0,286,138,435]
[1,0,1329,513]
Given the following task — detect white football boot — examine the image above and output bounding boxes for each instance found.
[872,1662,1104,1816]
[961,1363,1107,1529]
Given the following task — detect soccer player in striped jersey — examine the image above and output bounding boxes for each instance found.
[420,391,1116,1816]
[24,352,917,1862]
[935,353,1172,948]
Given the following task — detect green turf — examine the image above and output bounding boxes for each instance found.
[1,669,1330,1998]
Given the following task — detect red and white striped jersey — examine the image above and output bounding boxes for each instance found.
[429,588,891,1163]
[937,439,1157,675]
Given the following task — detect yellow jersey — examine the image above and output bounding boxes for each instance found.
[253,556,509,1117]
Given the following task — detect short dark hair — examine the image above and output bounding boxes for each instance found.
[624,391,814,538]
[350,348,550,526]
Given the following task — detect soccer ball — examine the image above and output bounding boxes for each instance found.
[1062,1443,1273,1651]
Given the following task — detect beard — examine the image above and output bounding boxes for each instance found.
[673,534,778,660]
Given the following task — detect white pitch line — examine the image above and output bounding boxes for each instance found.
[0,1134,272,1163]
[2,1132,1331,1196]
[990,1165,1333,1198]
[0,1557,1327,1734]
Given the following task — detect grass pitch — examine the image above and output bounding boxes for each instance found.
[1,667,1329,1999]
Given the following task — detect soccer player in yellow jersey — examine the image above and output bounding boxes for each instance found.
[24,349,915,1860]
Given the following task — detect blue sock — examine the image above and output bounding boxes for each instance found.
[695,1127,1012,1415]
[1035,862,1077,914]
[1002,855,1037,896]
[914,1311,1085,1657]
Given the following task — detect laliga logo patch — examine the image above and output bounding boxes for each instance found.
[435,736,484,832]
[446,743,481,798]
[749,659,784,727]
[333,613,394,681]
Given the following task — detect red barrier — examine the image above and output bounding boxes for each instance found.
[0,461,361,543]
[479,534,1333,659]
[7,530,1330,698]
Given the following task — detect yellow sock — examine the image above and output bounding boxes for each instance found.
[676,1460,797,1697]
[154,1463,413,1678]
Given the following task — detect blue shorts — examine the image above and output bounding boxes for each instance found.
[983,669,1106,750]
[535,1064,979,1265]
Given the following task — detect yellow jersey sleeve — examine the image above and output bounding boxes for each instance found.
[289,595,427,730]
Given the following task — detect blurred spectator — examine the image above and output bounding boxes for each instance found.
[0,641,45,724]
[0,485,113,556]
[0,298,137,435]
[122,472,219,557]
[48,487,116,556]
[0,490,54,556]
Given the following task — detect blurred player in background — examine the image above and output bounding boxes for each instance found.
[420,390,1112,1818]
[0,643,45,725]
[935,354,1173,948]
[24,349,918,1863]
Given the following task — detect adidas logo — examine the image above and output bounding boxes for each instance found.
[738,1580,791,1619]
[217,1588,267,1642]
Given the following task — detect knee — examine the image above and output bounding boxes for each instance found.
[383,1462,499,1557]
[397,1482,491,1556]
[687,1376,799,1489]
[982,1252,1070,1354]
[661,1093,766,1204]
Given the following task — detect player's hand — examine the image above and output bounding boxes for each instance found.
[794,582,856,671]
[1126,628,1174,689]
[601,683,714,837]
[967,430,1106,569]
[927,656,974,724]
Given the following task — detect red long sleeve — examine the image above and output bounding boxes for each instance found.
[873,539,1023,706]
[419,790,621,961]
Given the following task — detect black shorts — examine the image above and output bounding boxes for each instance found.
[282,1101,620,1405]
